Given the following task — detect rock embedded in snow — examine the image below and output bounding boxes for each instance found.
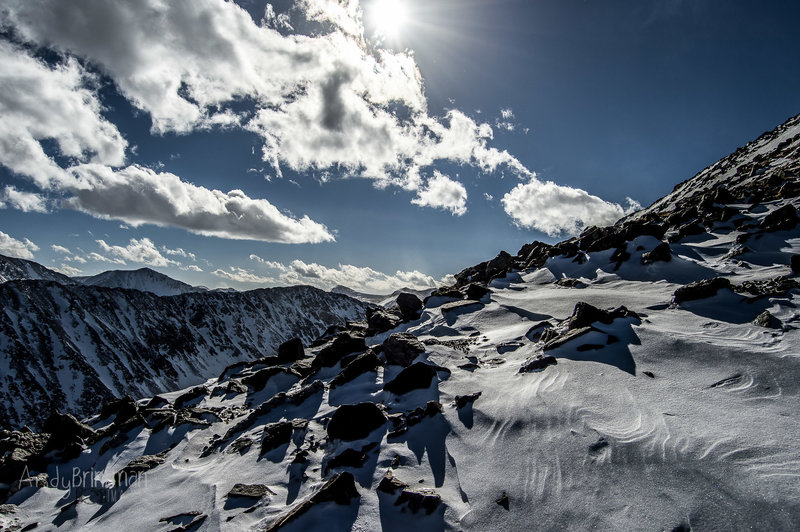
[330,351,382,388]
[277,337,305,363]
[641,242,672,264]
[327,403,387,441]
[365,307,404,335]
[227,483,276,499]
[265,472,360,532]
[464,283,490,300]
[754,310,781,329]
[395,488,442,515]
[760,204,799,232]
[519,355,558,373]
[383,362,440,395]
[260,421,294,455]
[673,277,732,304]
[454,392,482,408]
[382,332,426,367]
[314,332,367,368]
[114,450,168,486]
[396,292,423,320]
[377,469,408,494]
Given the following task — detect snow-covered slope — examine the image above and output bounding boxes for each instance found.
[0,253,75,285]
[0,281,371,430]
[76,267,204,296]
[2,113,800,530]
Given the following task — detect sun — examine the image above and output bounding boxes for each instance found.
[369,0,409,40]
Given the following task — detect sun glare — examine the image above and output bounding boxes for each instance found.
[370,0,409,40]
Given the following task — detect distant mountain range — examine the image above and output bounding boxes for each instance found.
[331,284,434,306]
[0,256,372,430]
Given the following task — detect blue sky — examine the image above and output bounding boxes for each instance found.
[0,0,799,292]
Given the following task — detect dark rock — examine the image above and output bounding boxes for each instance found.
[549,239,580,258]
[464,283,490,300]
[791,254,800,274]
[406,401,443,427]
[578,225,624,253]
[455,392,482,408]
[264,472,360,531]
[365,307,404,335]
[314,333,367,368]
[174,386,208,408]
[454,251,513,287]
[377,469,408,494]
[760,204,799,232]
[525,321,552,342]
[496,491,509,509]
[440,299,482,313]
[673,277,732,304]
[260,421,293,454]
[516,241,553,269]
[669,221,706,242]
[396,293,423,320]
[643,371,655,378]
[277,338,305,363]
[225,380,248,395]
[114,450,168,486]
[555,277,584,288]
[324,447,370,474]
[641,242,672,264]
[42,412,96,456]
[383,363,439,395]
[289,359,316,378]
[99,396,139,423]
[330,351,382,388]
[427,286,463,300]
[568,302,612,330]
[327,403,387,441]
[519,355,558,373]
[227,483,276,499]
[241,367,292,392]
[145,396,170,409]
[754,310,781,329]
[167,514,207,532]
[611,246,631,269]
[395,488,442,515]
[382,332,426,367]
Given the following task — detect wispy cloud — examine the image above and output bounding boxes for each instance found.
[0,230,38,259]
[212,267,276,285]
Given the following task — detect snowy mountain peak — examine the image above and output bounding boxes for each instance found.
[76,267,204,297]
[0,253,76,285]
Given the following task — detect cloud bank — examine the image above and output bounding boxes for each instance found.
[0,230,39,259]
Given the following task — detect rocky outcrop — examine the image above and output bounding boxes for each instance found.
[382,332,426,367]
[383,363,440,395]
[327,403,387,441]
[673,277,732,304]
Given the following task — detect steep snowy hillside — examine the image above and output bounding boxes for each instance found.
[0,282,371,430]
[76,267,205,296]
[2,113,800,530]
[0,254,75,285]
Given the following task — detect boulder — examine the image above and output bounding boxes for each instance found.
[760,204,799,232]
[568,302,612,330]
[543,327,595,351]
[365,308,404,335]
[382,332,426,367]
[114,450,167,486]
[396,293,423,320]
[241,367,291,392]
[673,277,732,304]
[395,488,442,515]
[314,333,367,368]
[791,254,800,274]
[464,283,490,300]
[641,242,672,264]
[277,338,305,363]
[327,403,387,441]
[227,483,276,499]
[174,386,208,408]
[99,396,139,423]
[754,310,781,329]
[330,351,382,388]
[383,363,439,395]
[377,469,408,495]
[454,392,482,409]
[519,355,558,373]
[324,445,375,474]
[264,473,360,532]
[260,421,293,454]
[42,412,96,455]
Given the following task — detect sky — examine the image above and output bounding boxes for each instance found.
[0,0,799,293]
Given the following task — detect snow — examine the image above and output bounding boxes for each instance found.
[6,208,800,530]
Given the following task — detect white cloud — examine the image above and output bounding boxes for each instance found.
[96,238,179,267]
[250,254,288,270]
[51,244,71,254]
[1,186,48,213]
[411,171,467,216]
[66,164,334,243]
[277,259,442,293]
[0,230,39,259]
[86,252,125,265]
[161,246,196,261]
[52,263,82,276]
[183,264,203,272]
[212,267,275,285]
[483,192,494,201]
[0,41,126,188]
[501,178,641,236]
